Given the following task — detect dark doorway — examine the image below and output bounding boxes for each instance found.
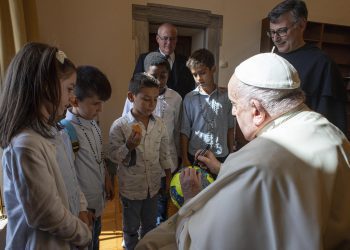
[149,33,192,58]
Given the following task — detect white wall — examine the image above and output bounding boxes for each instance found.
[33,0,350,140]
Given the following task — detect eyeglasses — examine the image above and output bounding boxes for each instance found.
[267,23,296,38]
[157,35,177,42]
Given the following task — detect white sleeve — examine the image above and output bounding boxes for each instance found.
[159,121,174,171]
[108,119,131,165]
[173,95,182,158]
[122,98,133,117]
[79,189,88,212]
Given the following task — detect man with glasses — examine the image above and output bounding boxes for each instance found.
[268,0,347,135]
[133,23,195,98]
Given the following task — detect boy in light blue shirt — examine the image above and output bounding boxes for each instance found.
[64,65,114,250]
[181,49,235,167]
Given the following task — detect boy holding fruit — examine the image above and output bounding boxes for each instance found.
[108,72,173,250]
[122,52,182,225]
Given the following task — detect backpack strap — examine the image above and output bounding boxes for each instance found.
[60,119,80,153]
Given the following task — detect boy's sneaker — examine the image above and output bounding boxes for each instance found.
[121,238,125,248]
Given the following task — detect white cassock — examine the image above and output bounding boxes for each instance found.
[136,105,350,250]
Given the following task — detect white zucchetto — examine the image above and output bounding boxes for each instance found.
[234,53,300,89]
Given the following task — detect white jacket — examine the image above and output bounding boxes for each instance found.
[3,129,91,249]
[136,106,350,250]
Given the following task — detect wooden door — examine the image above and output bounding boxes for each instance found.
[149,33,192,58]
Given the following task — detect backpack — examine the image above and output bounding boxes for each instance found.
[59,119,117,176]
[60,119,80,153]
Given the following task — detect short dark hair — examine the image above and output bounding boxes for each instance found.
[144,52,170,72]
[0,42,76,147]
[129,73,159,95]
[186,48,215,69]
[75,65,112,101]
[268,0,308,23]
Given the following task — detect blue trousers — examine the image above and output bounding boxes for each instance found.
[157,177,168,225]
[120,193,158,250]
[88,216,101,250]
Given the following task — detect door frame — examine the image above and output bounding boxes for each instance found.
[132,3,223,82]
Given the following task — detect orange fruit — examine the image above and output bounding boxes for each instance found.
[132,124,141,134]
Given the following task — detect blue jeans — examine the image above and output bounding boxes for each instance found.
[88,216,101,250]
[120,193,158,250]
[157,177,168,225]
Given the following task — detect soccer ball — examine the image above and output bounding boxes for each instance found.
[170,166,215,208]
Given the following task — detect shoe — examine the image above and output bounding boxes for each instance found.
[121,238,125,248]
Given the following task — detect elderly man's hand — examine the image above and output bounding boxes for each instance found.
[180,167,202,202]
[196,150,221,175]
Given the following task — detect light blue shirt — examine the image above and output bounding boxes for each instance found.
[181,86,234,158]
[65,109,106,217]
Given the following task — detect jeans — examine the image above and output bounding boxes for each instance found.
[157,177,168,225]
[120,193,158,250]
[88,216,101,250]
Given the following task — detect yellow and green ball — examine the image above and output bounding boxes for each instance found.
[170,166,215,208]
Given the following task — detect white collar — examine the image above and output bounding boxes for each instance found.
[256,104,307,137]
[159,50,175,61]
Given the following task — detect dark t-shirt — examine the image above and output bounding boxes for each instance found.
[278,43,347,134]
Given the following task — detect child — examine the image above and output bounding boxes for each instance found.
[63,65,114,250]
[0,42,91,249]
[53,128,91,228]
[122,52,182,224]
[108,73,173,250]
[181,48,235,167]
